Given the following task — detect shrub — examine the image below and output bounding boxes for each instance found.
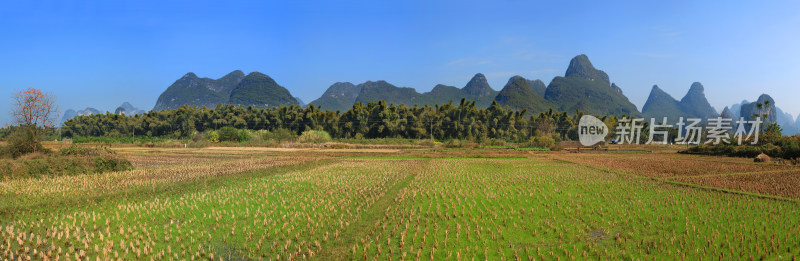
[482,138,507,147]
[60,146,90,156]
[255,130,271,140]
[298,130,332,143]
[443,139,476,148]
[94,156,133,173]
[528,135,559,151]
[419,139,435,147]
[60,145,116,157]
[207,131,220,143]
[1,147,132,179]
[679,138,800,159]
[237,129,251,143]
[4,128,45,158]
[785,140,800,159]
[270,128,298,142]
[218,127,239,142]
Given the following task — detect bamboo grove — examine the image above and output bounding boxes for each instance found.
[61,99,622,142]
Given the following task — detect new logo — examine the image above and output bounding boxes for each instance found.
[578,115,608,146]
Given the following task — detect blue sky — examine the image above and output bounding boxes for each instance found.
[2,0,800,125]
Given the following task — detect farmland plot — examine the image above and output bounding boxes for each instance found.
[1,158,418,260]
[2,149,799,260]
[350,158,800,260]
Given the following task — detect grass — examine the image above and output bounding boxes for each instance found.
[1,148,799,260]
[71,136,184,144]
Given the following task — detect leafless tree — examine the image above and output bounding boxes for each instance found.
[11,88,59,153]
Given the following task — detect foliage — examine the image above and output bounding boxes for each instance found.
[298,130,332,143]
[218,126,239,142]
[1,146,131,179]
[527,134,560,151]
[237,129,251,142]
[10,88,59,154]
[60,145,116,157]
[2,128,46,159]
[207,130,220,143]
[443,139,476,148]
[63,100,606,144]
[71,135,176,144]
[679,135,800,159]
[93,156,133,174]
[761,122,783,145]
[264,128,298,142]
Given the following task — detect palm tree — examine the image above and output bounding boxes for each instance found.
[755,103,763,120]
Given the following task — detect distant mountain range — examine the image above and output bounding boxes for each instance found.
[641,82,718,121]
[719,94,800,135]
[307,55,640,116]
[642,88,800,135]
[67,54,800,135]
[309,73,499,112]
[115,102,146,116]
[60,102,146,125]
[60,108,101,125]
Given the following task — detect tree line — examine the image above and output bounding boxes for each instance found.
[62,99,623,142]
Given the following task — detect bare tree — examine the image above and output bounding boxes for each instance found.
[11,88,59,153]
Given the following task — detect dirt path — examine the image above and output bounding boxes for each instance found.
[315,159,427,260]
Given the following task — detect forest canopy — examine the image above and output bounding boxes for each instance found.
[62,99,620,142]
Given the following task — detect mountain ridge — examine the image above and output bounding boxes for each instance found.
[542,55,641,116]
[642,82,718,120]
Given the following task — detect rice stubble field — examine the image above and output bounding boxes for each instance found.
[1,147,799,260]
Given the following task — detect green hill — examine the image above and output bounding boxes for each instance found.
[543,55,641,116]
[678,82,718,119]
[354,80,427,105]
[641,85,685,120]
[229,72,298,107]
[308,82,360,112]
[494,76,554,114]
[154,71,298,110]
[153,72,237,111]
[343,73,498,108]
[528,79,547,97]
[642,82,719,120]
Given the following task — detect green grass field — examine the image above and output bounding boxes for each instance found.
[1,147,799,260]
